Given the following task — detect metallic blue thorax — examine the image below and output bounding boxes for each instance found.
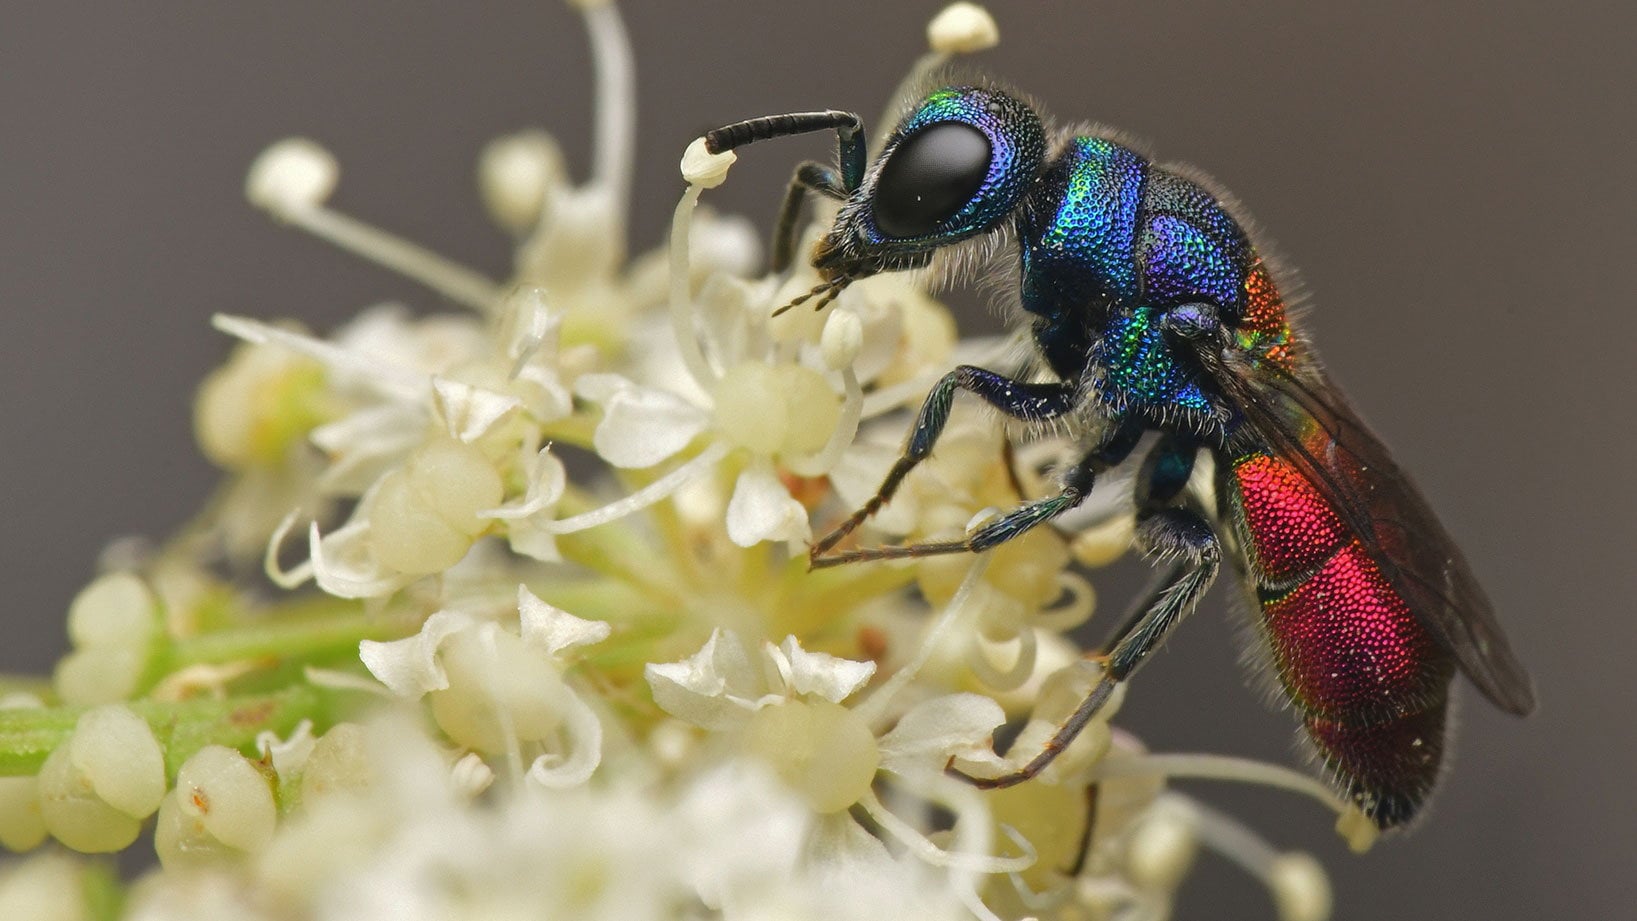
[1017,136,1253,426]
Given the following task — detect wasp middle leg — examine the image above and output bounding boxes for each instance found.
[952,434,1221,789]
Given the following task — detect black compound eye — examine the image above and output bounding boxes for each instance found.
[871,122,992,239]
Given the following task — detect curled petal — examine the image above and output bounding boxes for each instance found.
[725,463,811,548]
[772,636,875,704]
[358,610,475,698]
[646,629,775,730]
[309,521,411,599]
[517,584,611,656]
[255,720,316,778]
[483,448,567,520]
[431,376,522,443]
[525,686,604,789]
[877,693,1007,777]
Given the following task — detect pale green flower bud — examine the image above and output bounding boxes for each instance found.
[0,777,46,852]
[365,438,503,574]
[1269,852,1333,921]
[299,723,374,805]
[741,699,879,814]
[0,853,91,921]
[427,627,571,754]
[155,745,278,869]
[38,705,165,852]
[54,573,161,706]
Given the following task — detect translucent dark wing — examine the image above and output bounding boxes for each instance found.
[1204,352,1537,715]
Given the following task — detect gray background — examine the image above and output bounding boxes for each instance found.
[3,1,1631,917]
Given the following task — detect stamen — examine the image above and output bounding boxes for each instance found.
[526,689,604,789]
[579,0,636,257]
[308,521,410,599]
[669,164,727,389]
[264,511,314,589]
[855,556,991,725]
[540,442,730,534]
[212,314,427,400]
[1182,797,1334,921]
[856,788,1030,875]
[1088,752,1350,817]
[967,624,1036,691]
[244,142,503,313]
[785,312,864,478]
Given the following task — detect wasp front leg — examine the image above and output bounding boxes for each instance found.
[811,393,1141,568]
[769,161,846,274]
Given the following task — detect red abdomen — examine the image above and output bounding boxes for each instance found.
[1226,451,1456,827]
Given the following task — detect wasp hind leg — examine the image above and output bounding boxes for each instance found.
[952,435,1221,789]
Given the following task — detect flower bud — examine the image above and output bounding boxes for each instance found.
[1268,852,1333,921]
[54,574,161,705]
[38,705,165,852]
[245,138,338,216]
[927,3,1000,54]
[427,628,571,754]
[0,853,90,921]
[741,699,879,814]
[299,723,375,805]
[478,130,565,234]
[0,777,45,852]
[155,745,278,869]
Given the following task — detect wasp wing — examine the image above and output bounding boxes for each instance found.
[1204,351,1537,715]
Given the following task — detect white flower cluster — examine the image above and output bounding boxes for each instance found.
[0,4,1366,920]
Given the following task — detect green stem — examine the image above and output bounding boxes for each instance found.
[164,611,403,669]
[0,683,356,778]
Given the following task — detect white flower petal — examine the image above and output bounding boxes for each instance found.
[358,611,474,699]
[725,464,811,548]
[308,521,411,600]
[877,693,1007,777]
[483,448,567,520]
[578,374,710,468]
[255,720,317,779]
[525,688,603,789]
[595,393,709,468]
[645,629,771,730]
[571,371,631,404]
[517,585,610,656]
[431,376,522,443]
[211,313,425,400]
[775,636,875,704]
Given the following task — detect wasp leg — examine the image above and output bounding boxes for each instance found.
[812,413,1142,567]
[809,368,1089,562]
[771,161,846,274]
[952,437,1221,790]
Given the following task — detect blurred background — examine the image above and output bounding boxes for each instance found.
[3,1,1631,916]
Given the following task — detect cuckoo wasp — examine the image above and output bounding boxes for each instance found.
[704,83,1535,829]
